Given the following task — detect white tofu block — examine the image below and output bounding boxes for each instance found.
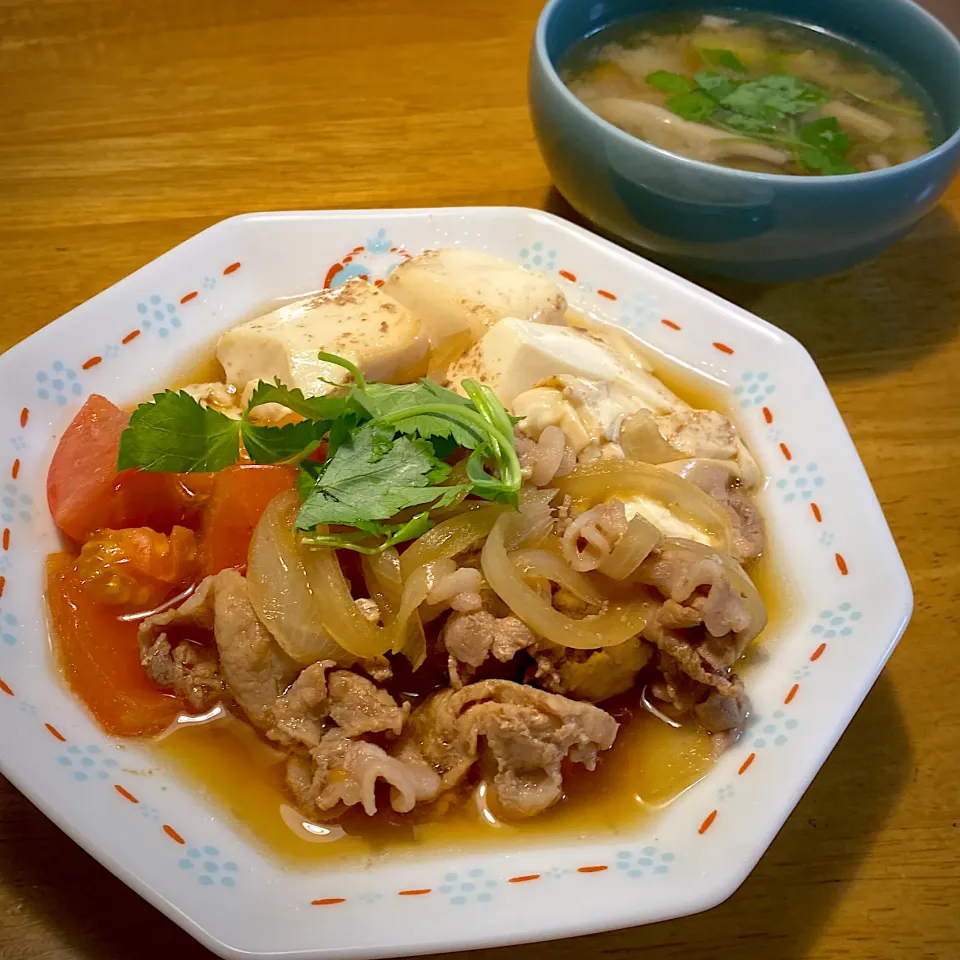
[443,318,629,406]
[622,496,715,545]
[217,279,428,398]
[382,248,567,370]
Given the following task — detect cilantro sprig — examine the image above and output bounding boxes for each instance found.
[642,54,863,176]
[116,351,522,553]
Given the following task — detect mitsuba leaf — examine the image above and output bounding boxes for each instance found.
[665,90,717,122]
[798,147,858,176]
[694,71,740,102]
[245,379,350,422]
[645,70,693,95]
[698,48,748,73]
[353,380,482,449]
[720,75,829,120]
[118,391,240,472]
[799,116,851,155]
[295,427,457,530]
[240,420,323,465]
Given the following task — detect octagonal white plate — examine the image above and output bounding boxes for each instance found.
[0,208,911,959]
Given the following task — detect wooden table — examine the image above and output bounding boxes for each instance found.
[2,2,959,958]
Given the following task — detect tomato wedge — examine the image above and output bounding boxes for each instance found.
[46,394,216,542]
[46,553,181,737]
[200,464,297,575]
[47,395,129,542]
[111,470,214,534]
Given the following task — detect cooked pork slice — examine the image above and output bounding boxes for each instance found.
[213,569,300,729]
[643,612,743,698]
[271,661,335,749]
[694,689,747,734]
[534,636,654,702]
[401,679,618,818]
[639,540,762,653]
[271,663,409,748]
[327,670,410,737]
[670,459,764,561]
[287,729,441,818]
[140,570,299,728]
[139,576,225,710]
[359,655,393,683]
[441,610,538,668]
[637,537,764,700]
[648,653,747,740]
[141,634,223,711]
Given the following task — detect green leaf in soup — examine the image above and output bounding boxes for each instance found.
[698,48,749,73]
[799,116,851,155]
[693,71,740,103]
[665,90,717,123]
[720,113,780,135]
[645,70,693,95]
[721,75,830,121]
[798,147,858,176]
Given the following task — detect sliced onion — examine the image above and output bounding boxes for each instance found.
[481,513,654,650]
[660,536,767,645]
[620,410,680,464]
[554,460,733,552]
[399,504,509,578]
[519,486,559,507]
[361,548,403,618]
[510,549,604,603]
[299,534,394,660]
[596,515,661,580]
[247,491,351,666]
[391,559,456,668]
[514,498,555,548]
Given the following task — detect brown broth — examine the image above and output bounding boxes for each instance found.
[154,700,715,867]
[148,321,789,867]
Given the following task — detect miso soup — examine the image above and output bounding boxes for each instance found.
[561,10,936,175]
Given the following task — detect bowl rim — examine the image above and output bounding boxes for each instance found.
[533,0,960,185]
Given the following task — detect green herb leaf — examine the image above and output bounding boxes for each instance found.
[245,379,349,423]
[665,89,717,123]
[693,71,740,102]
[295,427,461,530]
[238,380,351,465]
[645,70,693,95]
[241,420,323,465]
[797,147,858,176]
[353,380,481,449]
[299,510,437,555]
[720,75,830,120]
[315,351,367,391]
[118,391,241,472]
[799,116,851,155]
[719,113,780,135]
[698,48,748,73]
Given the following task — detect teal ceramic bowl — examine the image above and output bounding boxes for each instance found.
[529,0,960,281]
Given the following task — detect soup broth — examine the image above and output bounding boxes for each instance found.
[561,10,935,175]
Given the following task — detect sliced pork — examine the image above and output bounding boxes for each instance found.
[286,729,441,818]
[401,679,618,818]
[139,570,298,728]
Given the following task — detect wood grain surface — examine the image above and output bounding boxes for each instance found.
[1,2,959,958]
